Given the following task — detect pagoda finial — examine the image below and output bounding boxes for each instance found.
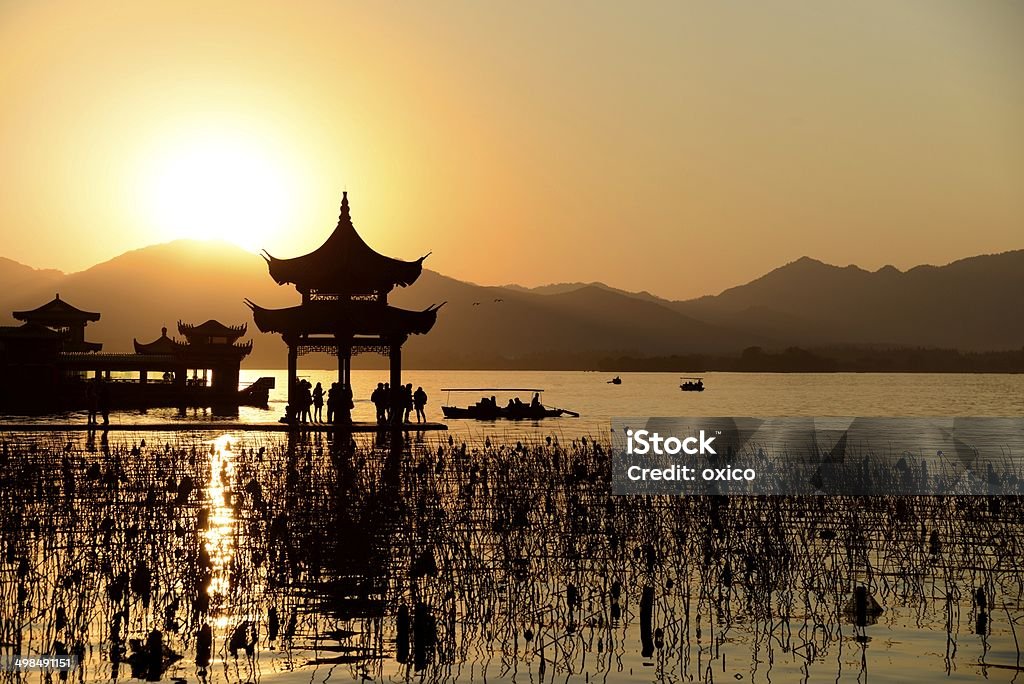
[339,191,350,223]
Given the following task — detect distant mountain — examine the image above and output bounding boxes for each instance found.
[0,242,296,366]
[502,280,665,303]
[0,244,1021,368]
[390,273,765,367]
[671,252,1024,350]
[0,257,64,303]
[0,241,763,368]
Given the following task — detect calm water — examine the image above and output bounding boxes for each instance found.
[7,371,1021,431]
[1,372,1023,683]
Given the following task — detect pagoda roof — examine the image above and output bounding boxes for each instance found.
[134,327,187,355]
[13,294,100,323]
[245,300,444,338]
[177,320,247,340]
[262,192,429,296]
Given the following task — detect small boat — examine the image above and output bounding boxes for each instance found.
[680,376,705,392]
[441,388,579,420]
[608,376,622,385]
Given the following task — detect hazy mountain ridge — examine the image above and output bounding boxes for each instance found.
[672,251,1024,350]
[0,243,1021,368]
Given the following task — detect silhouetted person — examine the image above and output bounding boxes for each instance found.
[371,383,386,424]
[382,382,392,422]
[86,379,98,425]
[312,382,325,422]
[326,383,337,424]
[531,392,541,409]
[414,386,427,422]
[403,383,414,423]
[300,380,313,424]
[98,377,111,425]
[339,383,354,425]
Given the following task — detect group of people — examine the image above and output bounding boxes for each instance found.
[370,382,429,425]
[288,379,355,425]
[286,379,429,426]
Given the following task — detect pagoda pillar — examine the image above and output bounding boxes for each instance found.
[389,338,403,427]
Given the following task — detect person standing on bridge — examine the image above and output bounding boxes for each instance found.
[413,386,428,423]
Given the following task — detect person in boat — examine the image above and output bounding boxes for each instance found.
[414,386,428,423]
[371,383,385,424]
[506,398,515,410]
[696,380,704,390]
[531,393,542,409]
[312,382,325,422]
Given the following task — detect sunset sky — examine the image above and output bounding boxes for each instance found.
[1,1,1021,299]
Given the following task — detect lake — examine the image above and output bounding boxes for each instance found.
[5,371,1021,432]
[1,371,1022,683]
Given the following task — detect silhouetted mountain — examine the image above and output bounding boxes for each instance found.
[0,257,64,302]
[0,242,296,366]
[502,281,665,303]
[0,244,1020,368]
[671,252,1024,350]
[0,242,761,368]
[390,274,764,367]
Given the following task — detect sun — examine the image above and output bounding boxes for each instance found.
[142,132,294,251]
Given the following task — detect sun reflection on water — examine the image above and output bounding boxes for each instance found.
[203,434,238,630]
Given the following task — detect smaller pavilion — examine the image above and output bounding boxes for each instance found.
[13,294,102,352]
[133,321,253,392]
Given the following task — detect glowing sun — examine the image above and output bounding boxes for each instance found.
[142,132,295,251]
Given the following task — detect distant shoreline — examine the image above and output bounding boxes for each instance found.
[239,346,1024,374]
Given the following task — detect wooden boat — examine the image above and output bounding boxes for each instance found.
[680,376,705,392]
[441,388,579,420]
[608,376,622,384]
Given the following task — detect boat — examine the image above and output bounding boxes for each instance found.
[608,376,622,385]
[441,388,579,420]
[680,376,705,392]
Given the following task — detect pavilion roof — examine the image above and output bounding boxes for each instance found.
[13,294,100,323]
[262,192,428,296]
[134,327,187,355]
[245,300,444,338]
[177,320,247,340]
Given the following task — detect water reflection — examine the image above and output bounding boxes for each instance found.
[0,430,1021,684]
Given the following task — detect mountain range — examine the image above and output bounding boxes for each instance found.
[0,243,1021,368]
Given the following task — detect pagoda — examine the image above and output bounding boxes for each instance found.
[13,294,102,352]
[247,192,443,424]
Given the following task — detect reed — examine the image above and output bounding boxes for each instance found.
[0,430,1020,682]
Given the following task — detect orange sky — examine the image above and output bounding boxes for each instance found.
[0,1,1021,299]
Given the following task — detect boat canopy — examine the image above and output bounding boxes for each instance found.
[441,388,544,393]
